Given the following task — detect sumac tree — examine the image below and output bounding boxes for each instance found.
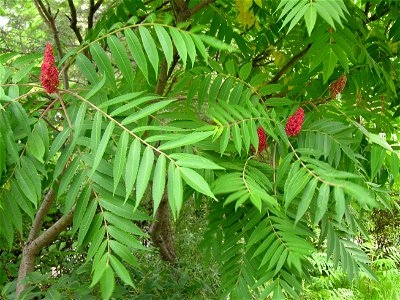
[0,0,400,299]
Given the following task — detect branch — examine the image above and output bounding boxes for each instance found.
[67,0,83,44]
[172,0,190,22]
[28,207,75,255]
[42,117,61,132]
[93,0,104,11]
[149,192,176,261]
[155,59,169,95]
[16,205,75,297]
[33,0,51,23]
[27,188,56,243]
[88,0,104,31]
[268,44,311,85]
[149,0,213,262]
[174,0,186,8]
[173,0,214,22]
[189,0,215,16]
[364,1,371,16]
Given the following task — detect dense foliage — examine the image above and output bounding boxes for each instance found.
[1,0,400,299]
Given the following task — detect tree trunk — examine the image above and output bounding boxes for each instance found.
[149,193,176,262]
[16,204,74,298]
[148,0,215,263]
[16,247,36,296]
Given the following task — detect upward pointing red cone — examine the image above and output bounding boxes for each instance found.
[41,43,59,94]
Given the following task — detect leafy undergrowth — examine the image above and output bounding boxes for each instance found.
[304,257,400,300]
[132,199,221,299]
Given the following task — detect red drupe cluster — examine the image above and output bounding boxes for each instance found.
[285,108,304,137]
[257,126,267,153]
[41,43,59,94]
[329,74,347,99]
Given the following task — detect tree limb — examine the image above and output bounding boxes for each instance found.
[67,0,83,44]
[149,192,176,262]
[268,44,311,85]
[172,0,190,22]
[174,0,186,8]
[28,207,75,256]
[88,0,104,31]
[16,206,75,297]
[34,0,51,22]
[149,0,216,262]
[138,1,171,23]
[364,1,371,16]
[27,188,56,243]
[155,59,169,95]
[189,0,215,16]
[173,0,214,22]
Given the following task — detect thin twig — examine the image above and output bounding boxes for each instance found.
[42,117,61,132]
[39,98,58,119]
[57,93,72,129]
[268,44,311,85]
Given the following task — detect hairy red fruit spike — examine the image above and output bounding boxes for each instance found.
[41,43,59,94]
[329,74,347,99]
[257,126,267,153]
[285,108,304,137]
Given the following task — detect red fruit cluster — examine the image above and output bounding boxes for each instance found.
[41,43,59,94]
[257,126,267,153]
[285,108,304,137]
[329,74,347,99]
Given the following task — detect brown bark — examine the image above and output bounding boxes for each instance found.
[16,3,82,291]
[150,55,176,261]
[66,0,83,44]
[16,249,36,297]
[88,0,104,31]
[27,188,56,243]
[155,59,168,95]
[16,206,75,297]
[149,194,176,261]
[18,187,56,292]
[189,0,215,16]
